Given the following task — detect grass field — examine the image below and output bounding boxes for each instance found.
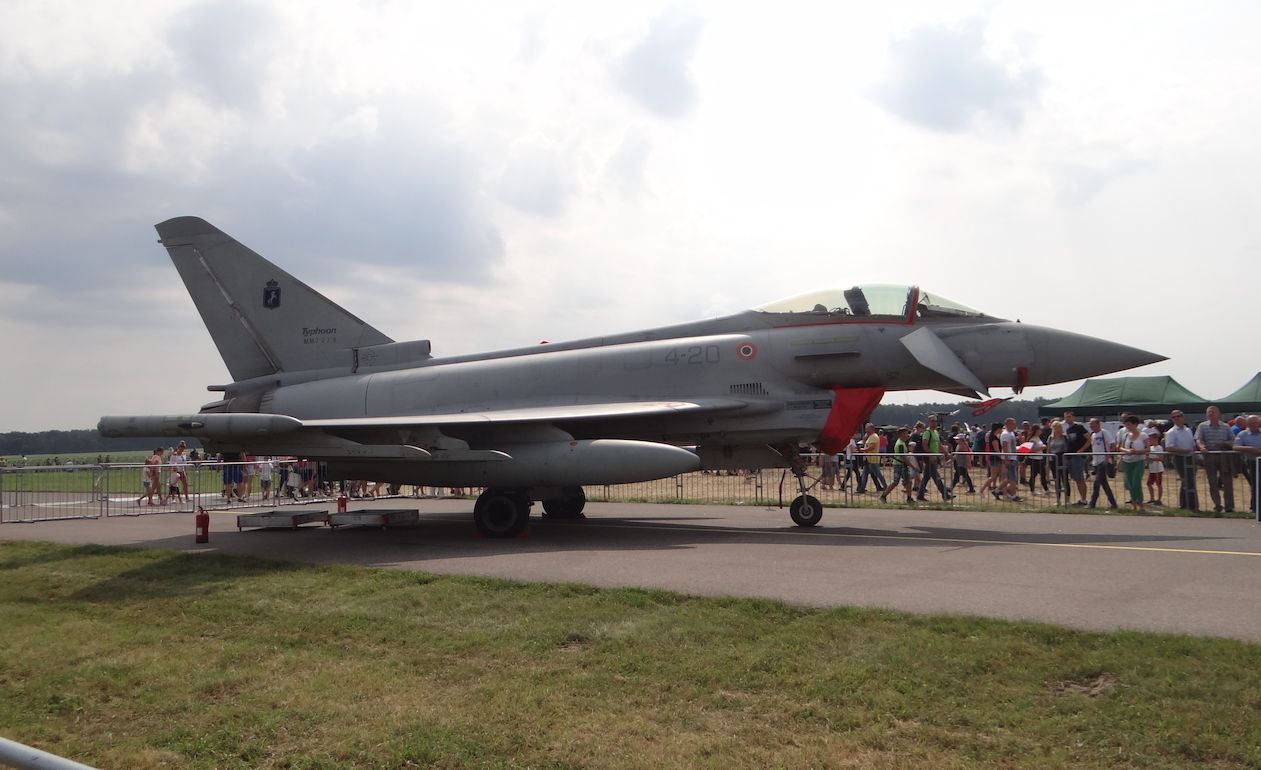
[2,541,1258,769]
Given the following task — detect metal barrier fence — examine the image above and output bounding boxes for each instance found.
[583,452,1261,516]
[0,465,106,522]
[3,454,1259,523]
[1,462,331,522]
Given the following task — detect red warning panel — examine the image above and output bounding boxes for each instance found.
[815,386,886,455]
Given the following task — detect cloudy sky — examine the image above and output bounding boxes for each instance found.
[2,0,1258,432]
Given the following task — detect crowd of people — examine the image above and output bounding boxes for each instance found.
[128,446,447,507]
[814,407,1261,514]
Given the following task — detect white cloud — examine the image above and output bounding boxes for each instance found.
[167,0,279,111]
[604,125,653,199]
[867,14,1044,132]
[497,134,577,217]
[611,5,707,119]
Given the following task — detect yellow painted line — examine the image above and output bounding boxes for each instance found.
[583,521,1261,557]
[416,514,1261,557]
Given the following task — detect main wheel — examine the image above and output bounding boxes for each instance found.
[789,494,823,527]
[473,491,531,538]
[541,487,586,519]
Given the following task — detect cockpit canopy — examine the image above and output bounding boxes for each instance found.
[753,284,989,322]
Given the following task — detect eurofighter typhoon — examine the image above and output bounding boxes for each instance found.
[100,217,1165,536]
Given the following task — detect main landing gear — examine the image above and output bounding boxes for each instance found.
[472,486,587,537]
[473,490,532,538]
[541,486,586,519]
[787,447,823,528]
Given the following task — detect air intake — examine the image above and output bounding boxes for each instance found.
[729,383,769,396]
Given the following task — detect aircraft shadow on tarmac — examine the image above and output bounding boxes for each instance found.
[103,509,1238,574]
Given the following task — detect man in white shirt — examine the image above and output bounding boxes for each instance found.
[1164,410,1198,510]
[999,417,1022,501]
[1086,417,1117,509]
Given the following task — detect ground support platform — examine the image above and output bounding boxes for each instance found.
[328,508,420,529]
[237,510,329,531]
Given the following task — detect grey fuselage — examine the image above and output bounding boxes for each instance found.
[188,307,1157,485]
[97,217,1165,492]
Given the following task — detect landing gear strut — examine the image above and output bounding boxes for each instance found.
[541,487,586,519]
[473,489,532,538]
[787,447,823,527]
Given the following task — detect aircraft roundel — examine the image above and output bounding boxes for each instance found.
[736,342,757,360]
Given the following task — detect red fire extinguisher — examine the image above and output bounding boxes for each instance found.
[195,507,210,544]
[337,493,348,512]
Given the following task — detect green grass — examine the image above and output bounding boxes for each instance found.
[2,541,1259,769]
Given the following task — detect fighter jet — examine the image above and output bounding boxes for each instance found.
[99,217,1165,536]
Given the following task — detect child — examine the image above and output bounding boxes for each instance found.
[167,467,186,504]
[1147,433,1165,505]
[257,457,273,500]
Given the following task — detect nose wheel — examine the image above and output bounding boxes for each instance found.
[473,490,532,538]
[786,445,823,527]
[790,494,823,527]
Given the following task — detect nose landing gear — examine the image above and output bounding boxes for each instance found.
[786,447,823,527]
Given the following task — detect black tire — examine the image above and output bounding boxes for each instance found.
[473,491,531,538]
[789,494,823,527]
[509,492,533,516]
[541,487,586,518]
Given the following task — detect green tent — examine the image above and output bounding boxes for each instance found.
[1216,373,1261,415]
[1038,376,1209,419]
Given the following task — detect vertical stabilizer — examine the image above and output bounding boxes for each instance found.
[156,216,393,382]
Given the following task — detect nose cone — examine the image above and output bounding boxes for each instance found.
[1024,326,1166,386]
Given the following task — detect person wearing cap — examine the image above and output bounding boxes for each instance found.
[949,430,975,493]
[1165,410,1198,510]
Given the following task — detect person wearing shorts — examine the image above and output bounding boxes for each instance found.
[1062,411,1091,506]
[137,446,164,506]
[257,457,273,500]
[221,452,245,500]
[880,427,917,504]
[242,455,257,499]
[167,467,185,504]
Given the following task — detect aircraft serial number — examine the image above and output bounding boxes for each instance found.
[663,345,720,365]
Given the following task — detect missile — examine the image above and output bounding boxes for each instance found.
[97,413,303,439]
[326,439,701,488]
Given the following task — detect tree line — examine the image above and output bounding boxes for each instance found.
[0,430,202,456]
[869,397,1056,430]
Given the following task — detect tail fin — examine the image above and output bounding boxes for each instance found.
[156,216,393,382]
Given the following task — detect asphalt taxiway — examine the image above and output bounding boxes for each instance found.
[3,500,1259,642]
